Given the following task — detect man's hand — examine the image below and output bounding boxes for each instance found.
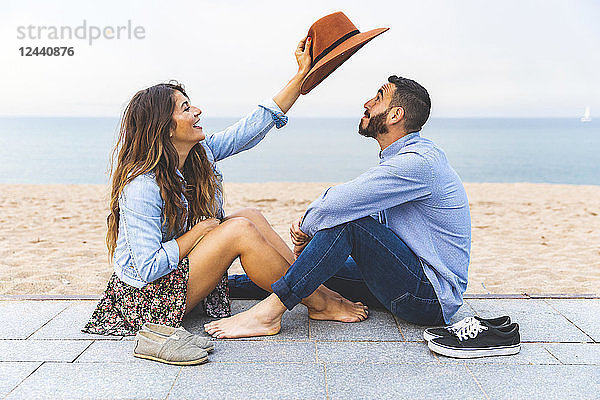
[293,243,308,259]
[290,216,310,259]
[290,216,309,244]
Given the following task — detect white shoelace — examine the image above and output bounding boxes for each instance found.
[454,318,488,341]
[446,316,477,333]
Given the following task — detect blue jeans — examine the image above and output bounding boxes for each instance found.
[271,216,444,326]
[229,258,385,308]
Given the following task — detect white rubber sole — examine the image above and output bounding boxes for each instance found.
[428,340,521,359]
[423,330,442,342]
[133,352,209,366]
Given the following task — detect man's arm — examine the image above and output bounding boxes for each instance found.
[300,153,434,237]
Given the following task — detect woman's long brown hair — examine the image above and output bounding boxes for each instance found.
[106,82,222,261]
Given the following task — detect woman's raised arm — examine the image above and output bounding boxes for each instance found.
[203,37,312,162]
[272,37,312,113]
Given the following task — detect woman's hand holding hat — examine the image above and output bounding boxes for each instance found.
[270,36,313,113]
[295,36,312,79]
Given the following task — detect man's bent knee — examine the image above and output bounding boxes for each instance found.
[318,216,377,234]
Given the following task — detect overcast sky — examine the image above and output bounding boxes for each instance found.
[1,0,599,118]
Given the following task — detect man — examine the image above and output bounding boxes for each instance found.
[205,75,471,338]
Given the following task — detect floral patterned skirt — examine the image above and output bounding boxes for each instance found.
[82,257,231,336]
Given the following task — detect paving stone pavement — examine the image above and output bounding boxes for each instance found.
[0,298,598,399]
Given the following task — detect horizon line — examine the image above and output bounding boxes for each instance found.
[0,114,591,120]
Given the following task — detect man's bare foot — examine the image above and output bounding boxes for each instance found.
[317,284,346,301]
[305,288,369,323]
[204,294,286,339]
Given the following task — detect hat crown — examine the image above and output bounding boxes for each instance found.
[300,12,389,95]
[307,12,359,62]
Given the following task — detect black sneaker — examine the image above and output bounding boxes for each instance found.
[423,315,511,341]
[428,322,520,358]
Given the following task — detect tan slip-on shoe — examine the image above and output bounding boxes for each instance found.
[133,330,209,366]
[141,322,214,353]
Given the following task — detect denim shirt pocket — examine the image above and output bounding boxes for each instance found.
[114,173,165,286]
[117,203,163,285]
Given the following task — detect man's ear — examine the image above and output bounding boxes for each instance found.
[388,107,404,125]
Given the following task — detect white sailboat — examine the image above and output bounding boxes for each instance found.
[581,106,592,122]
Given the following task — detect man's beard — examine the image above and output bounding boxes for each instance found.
[358,111,389,138]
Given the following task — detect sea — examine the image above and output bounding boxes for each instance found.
[0,117,598,185]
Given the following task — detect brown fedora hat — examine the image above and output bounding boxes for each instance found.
[301,12,389,95]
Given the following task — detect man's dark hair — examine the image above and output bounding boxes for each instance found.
[387,75,431,133]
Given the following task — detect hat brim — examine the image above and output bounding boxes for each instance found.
[301,27,389,95]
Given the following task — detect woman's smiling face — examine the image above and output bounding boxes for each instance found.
[170,90,205,145]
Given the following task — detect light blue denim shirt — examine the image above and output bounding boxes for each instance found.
[113,99,287,288]
[300,132,471,323]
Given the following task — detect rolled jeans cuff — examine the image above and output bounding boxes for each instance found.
[271,278,302,310]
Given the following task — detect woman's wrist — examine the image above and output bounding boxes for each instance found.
[192,222,206,239]
[287,73,303,88]
[191,234,205,250]
[288,71,308,94]
[294,68,310,82]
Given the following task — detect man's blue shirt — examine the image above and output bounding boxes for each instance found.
[301,132,472,323]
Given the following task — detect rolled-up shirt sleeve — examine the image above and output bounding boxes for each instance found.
[260,98,288,128]
[203,98,288,162]
[118,177,180,284]
[301,153,433,237]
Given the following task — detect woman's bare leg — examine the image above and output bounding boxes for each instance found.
[185,217,289,313]
[186,217,366,314]
[224,208,368,317]
[205,293,289,339]
[224,207,295,264]
[185,217,368,337]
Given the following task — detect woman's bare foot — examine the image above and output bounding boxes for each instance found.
[305,288,369,323]
[204,294,286,339]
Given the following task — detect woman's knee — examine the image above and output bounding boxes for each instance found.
[220,216,260,238]
[230,207,265,223]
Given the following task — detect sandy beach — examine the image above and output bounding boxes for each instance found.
[0,182,598,296]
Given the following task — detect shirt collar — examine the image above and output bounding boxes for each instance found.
[379,131,420,162]
[176,169,187,184]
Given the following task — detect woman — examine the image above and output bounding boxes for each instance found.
[83,37,368,337]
